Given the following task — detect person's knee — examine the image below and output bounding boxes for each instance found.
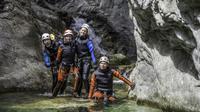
[58,69,64,81]
[82,74,89,80]
[53,75,57,81]
[83,77,87,81]
[83,62,90,71]
[93,91,103,98]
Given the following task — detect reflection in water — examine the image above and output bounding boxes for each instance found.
[0,84,163,112]
[61,106,104,112]
[88,104,104,112]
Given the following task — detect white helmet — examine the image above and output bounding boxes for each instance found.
[42,33,50,41]
[64,29,74,37]
[99,56,109,64]
[81,23,90,32]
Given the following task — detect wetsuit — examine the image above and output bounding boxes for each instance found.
[42,41,59,92]
[88,68,132,103]
[52,41,76,96]
[74,36,96,97]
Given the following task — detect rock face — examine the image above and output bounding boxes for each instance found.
[0,0,62,92]
[128,0,200,111]
[1,0,200,111]
[37,0,137,59]
[0,0,136,92]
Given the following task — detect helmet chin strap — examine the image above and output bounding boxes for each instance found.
[64,39,71,45]
[64,42,70,45]
[100,66,109,72]
[45,44,50,48]
[44,40,52,48]
[80,34,88,39]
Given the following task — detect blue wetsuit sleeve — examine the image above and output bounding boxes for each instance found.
[43,51,51,68]
[87,40,96,64]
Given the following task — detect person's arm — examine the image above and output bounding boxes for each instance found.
[88,73,96,99]
[113,70,133,86]
[74,41,79,68]
[73,43,79,74]
[87,40,96,64]
[56,46,63,63]
[43,50,51,67]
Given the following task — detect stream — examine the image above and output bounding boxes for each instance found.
[0,84,163,112]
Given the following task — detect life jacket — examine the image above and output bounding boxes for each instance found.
[94,68,114,92]
[76,37,91,59]
[60,42,76,66]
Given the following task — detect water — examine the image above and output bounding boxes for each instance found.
[0,84,163,112]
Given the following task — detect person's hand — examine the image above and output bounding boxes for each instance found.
[45,63,51,70]
[130,82,135,90]
[45,62,51,68]
[74,62,79,68]
[73,66,79,74]
[88,97,93,101]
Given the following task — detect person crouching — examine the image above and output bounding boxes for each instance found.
[88,56,135,106]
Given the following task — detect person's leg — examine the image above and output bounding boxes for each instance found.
[107,91,116,103]
[52,66,58,93]
[73,67,80,95]
[52,66,64,97]
[59,67,70,94]
[76,61,83,97]
[82,61,91,98]
[59,77,68,94]
[93,91,104,103]
[77,74,83,96]
[57,65,64,81]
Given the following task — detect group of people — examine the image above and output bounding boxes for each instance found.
[41,23,135,105]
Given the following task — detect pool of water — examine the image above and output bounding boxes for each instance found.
[0,84,163,112]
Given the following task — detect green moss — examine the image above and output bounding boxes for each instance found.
[110,53,130,65]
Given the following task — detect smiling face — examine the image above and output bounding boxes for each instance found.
[43,39,51,47]
[79,27,88,38]
[63,35,72,44]
[99,62,109,70]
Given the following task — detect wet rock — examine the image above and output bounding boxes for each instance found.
[110,53,130,65]
[37,0,137,60]
[0,0,64,92]
[0,0,137,92]
[128,0,200,111]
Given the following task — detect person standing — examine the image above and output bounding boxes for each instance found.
[42,33,59,93]
[74,24,96,98]
[52,30,77,97]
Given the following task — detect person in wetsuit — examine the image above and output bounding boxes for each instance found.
[88,56,135,106]
[73,24,96,98]
[52,29,77,97]
[42,33,59,93]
